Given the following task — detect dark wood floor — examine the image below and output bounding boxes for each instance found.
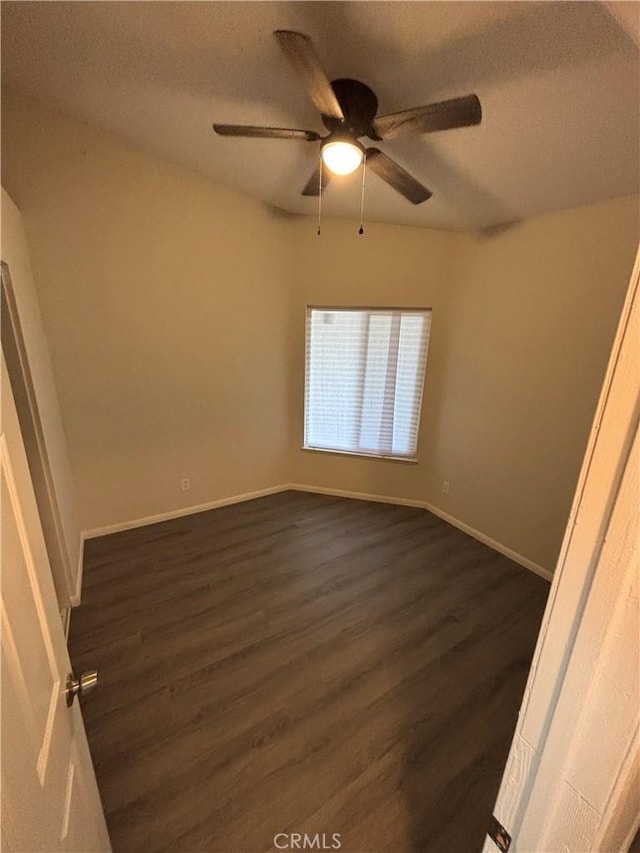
[69,490,548,853]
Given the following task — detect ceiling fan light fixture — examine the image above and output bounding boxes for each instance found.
[321,139,364,175]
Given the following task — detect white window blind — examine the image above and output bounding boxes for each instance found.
[304,307,431,460]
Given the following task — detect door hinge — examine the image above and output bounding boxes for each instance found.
[488,815,511,852]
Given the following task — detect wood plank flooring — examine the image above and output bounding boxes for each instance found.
[69,490,549,853]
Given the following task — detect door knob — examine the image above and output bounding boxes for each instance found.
[66,669,98,706]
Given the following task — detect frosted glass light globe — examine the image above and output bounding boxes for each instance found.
[321,141,363,175]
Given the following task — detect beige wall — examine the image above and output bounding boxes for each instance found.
[287,217,466,503]
[433,200,639,569]
[2,92,294,531]
[1,189,81,600]
[2,90,638,573]
[288,200,639,570]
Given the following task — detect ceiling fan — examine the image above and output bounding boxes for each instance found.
[213,30,482,205]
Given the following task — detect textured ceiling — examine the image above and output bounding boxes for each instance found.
[2,1,639,230]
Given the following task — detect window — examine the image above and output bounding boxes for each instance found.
[304,307,432,460]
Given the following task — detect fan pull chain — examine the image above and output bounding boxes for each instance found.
[358,152,367,235]
[317,153,323,236]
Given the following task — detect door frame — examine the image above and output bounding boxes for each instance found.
[484,244,640,851]
[1,260,74,609]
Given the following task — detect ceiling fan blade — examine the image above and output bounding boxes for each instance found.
[213,124,321,141]
[373,94,482,140]
[274,30,344,121]
[301,164,332,197]
[366,149,432,204]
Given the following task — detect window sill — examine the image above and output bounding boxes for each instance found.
[301,446,419,464]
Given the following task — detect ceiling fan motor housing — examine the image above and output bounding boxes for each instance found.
[322,78,380,139]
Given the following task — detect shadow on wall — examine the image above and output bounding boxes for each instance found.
[263,202,307,221]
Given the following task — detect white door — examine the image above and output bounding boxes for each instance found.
[1,354,110,852]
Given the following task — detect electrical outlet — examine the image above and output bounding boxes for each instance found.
[181,478,191,492]
[441,480,450,495]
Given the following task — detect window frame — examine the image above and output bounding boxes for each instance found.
[302,305,432,463]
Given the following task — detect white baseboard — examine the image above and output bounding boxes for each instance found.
[78,482,552,586]
[70,534,85,607]
[420,498,554,582]
[288,482,553,582]
[61,605,72,639]
[286,482,426,509]
[81,484,291,540]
